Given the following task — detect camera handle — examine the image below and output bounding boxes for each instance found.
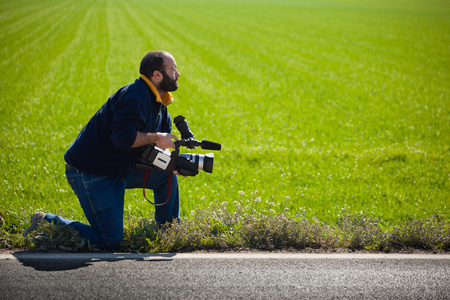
[174,138,197,150]
[174,138,222,151]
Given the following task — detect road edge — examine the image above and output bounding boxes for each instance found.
[1,252,450,261]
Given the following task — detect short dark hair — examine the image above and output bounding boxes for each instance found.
[139,50,171,79]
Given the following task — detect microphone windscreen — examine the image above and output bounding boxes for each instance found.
[201,140,222,150]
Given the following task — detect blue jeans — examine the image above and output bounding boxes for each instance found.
[44,165,179,250]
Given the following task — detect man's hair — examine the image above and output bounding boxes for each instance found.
[140,50,172,79]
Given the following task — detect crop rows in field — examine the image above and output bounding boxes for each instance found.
[0,0,448,224]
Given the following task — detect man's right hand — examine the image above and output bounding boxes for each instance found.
[132,131,178,149]
[155,132,178,150]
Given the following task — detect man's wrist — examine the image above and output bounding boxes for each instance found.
[132,131,159,148]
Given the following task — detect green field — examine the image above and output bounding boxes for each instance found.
[1,0,449,231]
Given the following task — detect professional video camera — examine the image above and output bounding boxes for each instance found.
[136,115,221,176]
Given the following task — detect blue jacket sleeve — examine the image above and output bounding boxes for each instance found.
[110,95,148,149]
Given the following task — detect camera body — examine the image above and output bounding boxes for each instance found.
[137,145,215,176]
[136,116,221,176]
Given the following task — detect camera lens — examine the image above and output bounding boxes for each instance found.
[179,153,214,173]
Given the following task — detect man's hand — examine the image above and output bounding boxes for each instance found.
[155,132,178,150]
[172,170,187,178]
[132,131,178,149]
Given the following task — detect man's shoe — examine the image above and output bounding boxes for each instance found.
[23,212,47,237]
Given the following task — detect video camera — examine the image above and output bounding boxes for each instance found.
[136,115,221,176]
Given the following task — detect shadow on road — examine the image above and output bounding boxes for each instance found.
[12,251,175,272]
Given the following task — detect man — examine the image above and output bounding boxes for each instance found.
[23,50,182,250]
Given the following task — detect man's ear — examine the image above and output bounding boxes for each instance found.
[152,70,163,82]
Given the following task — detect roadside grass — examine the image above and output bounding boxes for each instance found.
[1,0,449,251]
[2,198,448,253]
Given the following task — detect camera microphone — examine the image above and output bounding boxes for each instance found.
[201,140,221,151]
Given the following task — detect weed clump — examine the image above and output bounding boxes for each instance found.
[31,223,92,252]
[389,216,450,251]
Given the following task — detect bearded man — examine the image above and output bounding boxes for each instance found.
[24,51,182,250]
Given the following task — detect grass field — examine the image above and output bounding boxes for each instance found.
[1,0,449,239]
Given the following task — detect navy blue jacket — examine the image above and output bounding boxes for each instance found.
[64,78,172,177]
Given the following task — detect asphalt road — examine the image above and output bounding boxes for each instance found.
[0,252,449,299]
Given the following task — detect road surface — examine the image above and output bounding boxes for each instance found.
[0,252,449,299]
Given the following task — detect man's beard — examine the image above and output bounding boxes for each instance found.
[159,70,178,92]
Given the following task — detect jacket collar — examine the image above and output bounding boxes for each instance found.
[139,74,173,106]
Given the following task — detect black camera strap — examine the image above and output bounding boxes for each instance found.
[142,170,173,206]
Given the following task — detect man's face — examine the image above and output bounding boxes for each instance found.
[159,56,180,92]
